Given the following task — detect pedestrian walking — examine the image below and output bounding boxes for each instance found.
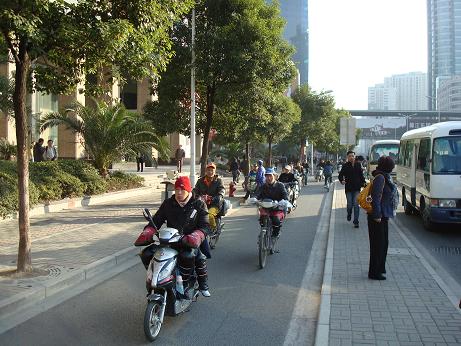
[338,150,366,228]
[33,138,45,162]
[136,152,145,172]
[175,144,185,173]
[255,159,266,189]
[229,157,240,183]
[367,156,397,280]
[43,139,57,161]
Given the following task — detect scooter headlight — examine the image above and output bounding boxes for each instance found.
[158,259,176,282]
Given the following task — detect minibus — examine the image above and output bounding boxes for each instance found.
[367,139,400,180]
[396,122,461,230]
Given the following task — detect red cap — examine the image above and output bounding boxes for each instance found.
[206,162,216,169]
[174,176,192,192]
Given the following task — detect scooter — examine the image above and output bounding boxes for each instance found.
[282,181,299,211]
[138,209,200,342]
[315,167,324,182]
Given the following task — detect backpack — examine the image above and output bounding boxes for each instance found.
[357,174,383,213]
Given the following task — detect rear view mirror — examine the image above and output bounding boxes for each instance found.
[143,208,154,225]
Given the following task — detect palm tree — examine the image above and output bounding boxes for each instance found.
[40,101,169,175]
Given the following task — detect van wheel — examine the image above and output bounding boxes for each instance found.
[421,205,434,231]
[403,193,413,215]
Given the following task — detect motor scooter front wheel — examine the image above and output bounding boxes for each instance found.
[144,301,163,341]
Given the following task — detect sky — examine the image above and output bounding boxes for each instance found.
[308,0,427,110]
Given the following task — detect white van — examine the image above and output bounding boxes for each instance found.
[367,139,400,179]
[396,122,461,230]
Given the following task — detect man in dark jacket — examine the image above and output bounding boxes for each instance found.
[138,176,211,296]
[33,138,45,162]
[194,162,225,232]
[256,167,288,238]
[338,150,366,228]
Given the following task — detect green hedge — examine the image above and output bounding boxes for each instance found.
[0,160,144,218]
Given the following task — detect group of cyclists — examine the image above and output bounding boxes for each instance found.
[136,160,313,298]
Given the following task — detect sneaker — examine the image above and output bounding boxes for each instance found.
[347,214,351,221]
[200,289,211,297]
[354,223,359,228]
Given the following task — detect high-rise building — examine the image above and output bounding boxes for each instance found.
[427,0,461,110]
[368,72,428,111]
[368,84,398,110]
[278,0,309,84]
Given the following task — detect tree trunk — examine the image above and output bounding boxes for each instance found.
[14,42,32,272]
[300,138,306,163]
[200,86,214,176]
[245,142,250,173]
[267,136,272,167]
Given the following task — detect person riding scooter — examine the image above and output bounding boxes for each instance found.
[256,168,288,238]
[193,162,225,232]
[136,176,212,297]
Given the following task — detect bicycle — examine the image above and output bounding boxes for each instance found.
[255,200,284,269]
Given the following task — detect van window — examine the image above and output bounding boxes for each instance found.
[404,140,414,167]
[433,136,461,174]
[399,141,406,166]
[417,138,430,172]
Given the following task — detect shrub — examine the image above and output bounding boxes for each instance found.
[57,160,106,195]
[0,172,40,218]
[106,170,144,191]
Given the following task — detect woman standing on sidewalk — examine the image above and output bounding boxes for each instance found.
[368,156,397,280]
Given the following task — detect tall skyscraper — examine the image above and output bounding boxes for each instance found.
[427,0,461,110]
[278,0,309,84]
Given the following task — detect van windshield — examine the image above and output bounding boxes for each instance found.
[369,144,399,164]
[433,136,461,174]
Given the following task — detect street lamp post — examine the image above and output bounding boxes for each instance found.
[398,113,417,132]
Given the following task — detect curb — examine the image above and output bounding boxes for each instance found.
[314,182,336,346]
[0,196,242,334]
[0,246,139,333]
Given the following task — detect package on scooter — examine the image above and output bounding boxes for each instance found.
[219,199,232,216]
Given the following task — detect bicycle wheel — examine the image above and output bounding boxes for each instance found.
[258,219,269,269]
[209,218,222,249]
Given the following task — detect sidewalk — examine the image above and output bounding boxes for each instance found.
[316,183,461,346]
[0,166,238,334]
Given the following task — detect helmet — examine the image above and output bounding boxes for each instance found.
[265,167,275,175]
[258,160,263,165]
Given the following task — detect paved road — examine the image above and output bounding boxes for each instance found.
[394,209,461,289]
[0,183,329,346]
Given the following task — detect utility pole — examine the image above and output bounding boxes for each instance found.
[190,8,196,186]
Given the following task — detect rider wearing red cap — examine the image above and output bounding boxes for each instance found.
[138,176,212,297]
[193,162,225,232]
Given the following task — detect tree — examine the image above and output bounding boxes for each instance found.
[144,0,296,175]
[0,0,193,272]
[40,101,169,175]
[261,93,300,166]
[291,85,337,161]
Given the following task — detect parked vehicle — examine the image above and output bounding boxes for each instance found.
[396,122,461,230]
[367,139,400,180]
[139,209,201,341]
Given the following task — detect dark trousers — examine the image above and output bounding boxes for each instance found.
[367,215,389,277]
[136,159,144,172]
[176,159,183,172]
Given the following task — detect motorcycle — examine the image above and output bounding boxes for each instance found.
[198,194,229,249]
[138,209,200,342]
[282,181,299,211]
[315,167,324,182]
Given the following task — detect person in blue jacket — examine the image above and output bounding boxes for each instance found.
[256,160,266,188]
[367,156,397,280]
